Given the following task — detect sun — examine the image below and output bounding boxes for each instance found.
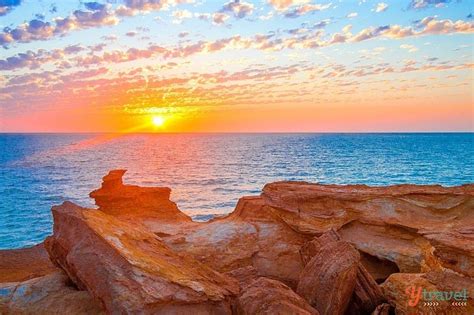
[152,115,165,127]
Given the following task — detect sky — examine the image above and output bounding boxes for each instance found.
[0,0,472,133]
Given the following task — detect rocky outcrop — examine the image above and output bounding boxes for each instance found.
[89,169,192,222]
[45,201,239,314]
[261,181,474,278]
[0,271,102,315]
[0,243,57,283]
[1,171,472,314]
[236,277,319,315]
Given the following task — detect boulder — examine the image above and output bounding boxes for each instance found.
[0,271,102,315]
[45,201,239,314]
[300,231,386,314]
[0,243,57,283]
[296,241,360,315]
[236,277,319,315]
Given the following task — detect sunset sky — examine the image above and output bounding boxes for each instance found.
[0,0,473,132]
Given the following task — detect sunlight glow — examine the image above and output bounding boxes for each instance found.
[152,115,165,127]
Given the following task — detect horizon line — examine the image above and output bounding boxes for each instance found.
[0,131,473,135]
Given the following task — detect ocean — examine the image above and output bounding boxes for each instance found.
[0,133,473,249]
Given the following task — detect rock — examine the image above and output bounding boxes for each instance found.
[381,271,474,314]
[296,241,360,315]
[225,266,259,289]
[164,196,309,288]
[0,243,57,283]
[236,277,319,315]
[10,171,470,314]
[299,229,340,266]
[0,271,102,315]
[300,231,385,315]
[45,201,239,314]
[261,181,474,279]
[371,303,392,315]
[89,169,192,222]
[347,264,386,315]
[423,230,474,277]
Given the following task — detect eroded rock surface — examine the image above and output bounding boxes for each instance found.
[45,201,239,314]
[297,240,360,315]
[0,271,102,315]
[89,169,192,223]
[236,277,319,315]
[0,243,57,283]
[1,170,472,314]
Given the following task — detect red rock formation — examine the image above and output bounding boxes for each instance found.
[300,230,386,315]
[261,181,474,279]
[3,171,472,314]
[45,201,239,314]
[296,241,360,315]
[0,243,57,283]
[89,169,192,222]
[236,277,319,315]
[0,271,102,314]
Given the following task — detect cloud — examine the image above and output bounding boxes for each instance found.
[373,2,388,13]
[123,0,194,11]
[267,0,310,11]
[409,0,450,9]
[347,12,358,18]
[84,2,106,11]
[351,17,473,42]
[0,4,118,47]
[172,9,193,23]
[2,16,473,72]
[221,0,254,18]
[0,0,21,16]
[284,3,332,18]
[400,44,418,52]
[0,0,197,47]
[212,12,230,25]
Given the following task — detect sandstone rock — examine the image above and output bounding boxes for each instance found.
[296,241,360,315]
[299,229,340,266]
[225,266,259,289]
[423,230,474,277]
[45,201,239,314]
[347,264,386,315]
[382,271,474,315]
[89,169,192,222]
[300,231,385,315]
[0,243,57,283]
[371,303,392,315]
[261,181,474,279]
[236,277,319,315]
[164,196,309,287]
[0,271,102,315]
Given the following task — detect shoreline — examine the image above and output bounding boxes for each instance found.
[1,170,473,314]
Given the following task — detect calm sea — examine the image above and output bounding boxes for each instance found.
[0,133,473,249]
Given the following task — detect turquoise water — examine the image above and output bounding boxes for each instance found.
[0,133,473,249]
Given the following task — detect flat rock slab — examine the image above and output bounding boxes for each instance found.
[0,243,57,283]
